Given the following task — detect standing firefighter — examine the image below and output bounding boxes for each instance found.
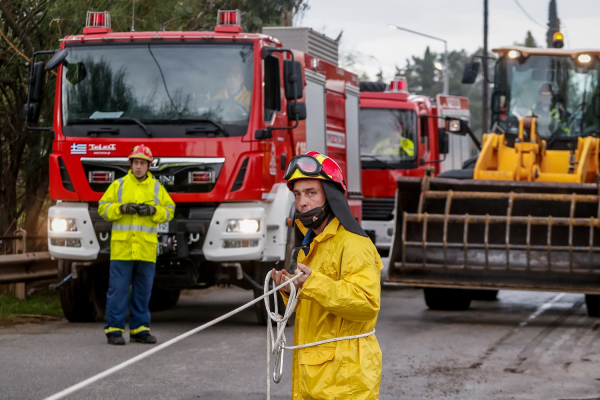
[272,151,383,399]
[98,144,175,345]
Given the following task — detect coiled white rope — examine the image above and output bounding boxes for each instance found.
[263,272,375,399]
[45,271,374,400]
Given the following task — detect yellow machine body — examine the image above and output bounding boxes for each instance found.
[474,117,600,183]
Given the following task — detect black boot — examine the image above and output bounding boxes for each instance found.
[130,333,157,344]
[107,335,126,346]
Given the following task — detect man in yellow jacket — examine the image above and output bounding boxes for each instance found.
[273,151,383,399]
[98,144,175,345]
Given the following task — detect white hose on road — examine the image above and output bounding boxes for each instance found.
[45,271,374,400]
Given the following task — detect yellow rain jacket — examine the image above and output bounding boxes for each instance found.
[282,217,383,399]
[98,170,175,263]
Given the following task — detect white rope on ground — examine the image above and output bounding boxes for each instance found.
[45,271,375,400]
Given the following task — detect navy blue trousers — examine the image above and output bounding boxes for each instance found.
[104,260,155,337]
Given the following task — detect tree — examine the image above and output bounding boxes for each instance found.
[0,0,307,250]
[517,31,538,48]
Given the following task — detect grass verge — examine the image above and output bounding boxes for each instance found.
[0,290,63,327]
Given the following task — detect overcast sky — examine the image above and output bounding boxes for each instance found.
[298,0,600,81]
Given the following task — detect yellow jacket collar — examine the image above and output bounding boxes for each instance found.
[296,216,339,243]
[127,169,153,184]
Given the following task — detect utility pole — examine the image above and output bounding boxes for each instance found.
[482,0,489,134]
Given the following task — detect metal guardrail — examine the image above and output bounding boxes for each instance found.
[0,230,57,292]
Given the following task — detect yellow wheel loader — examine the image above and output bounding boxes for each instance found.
[389,46,600,315]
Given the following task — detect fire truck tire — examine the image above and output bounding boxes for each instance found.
[585,294,600,317]
[469,289,499,301]
[253,262,289,326]
[58,260,95,322]
[423,287,472,311]
[148,287,181,312]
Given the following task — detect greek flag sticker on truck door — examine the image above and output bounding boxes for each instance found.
[71,144,87,155]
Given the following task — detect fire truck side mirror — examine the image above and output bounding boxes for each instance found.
[461,62,480,84]
[438,127,449,154]
[22,61,45,123]
[283,60,304,101]
[45,49,68,71]
[287,101,306,122]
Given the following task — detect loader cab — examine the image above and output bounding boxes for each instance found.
[490,48,600,150]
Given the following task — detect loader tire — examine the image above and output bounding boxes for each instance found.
[469,289,499,301]
[148,287,181,312]
[59,260,108,323]
[585,294,600,317]
[424,288,472,311]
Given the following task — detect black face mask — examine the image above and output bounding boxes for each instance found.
[296,202,331,230]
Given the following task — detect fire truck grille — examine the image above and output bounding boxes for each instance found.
[362,197,395,221]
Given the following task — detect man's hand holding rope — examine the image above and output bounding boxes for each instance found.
[271,264,312,293]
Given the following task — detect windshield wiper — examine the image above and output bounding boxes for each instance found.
[169,118,229,137]
[361,154,394,169]
[70,117,152,137]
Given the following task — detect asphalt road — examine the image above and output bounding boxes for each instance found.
[2,286,600,399]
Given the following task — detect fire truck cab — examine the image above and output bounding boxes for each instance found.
[24,10,361,324]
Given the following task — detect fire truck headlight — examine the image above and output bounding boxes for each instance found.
[226,219,260,233]
[50,218,78,232]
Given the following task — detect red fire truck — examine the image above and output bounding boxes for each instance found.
[23,10,362,324]
[358,77,471,279]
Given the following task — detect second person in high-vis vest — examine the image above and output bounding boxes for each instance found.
[98,144,175,345]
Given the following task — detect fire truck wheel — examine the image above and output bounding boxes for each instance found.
[423,287,472,311]
[468,289,499,301]
[585,294,600,317]
[149,287,181,312]
[58,260,101,322]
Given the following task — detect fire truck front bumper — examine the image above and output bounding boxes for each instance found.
[48,202,100,260]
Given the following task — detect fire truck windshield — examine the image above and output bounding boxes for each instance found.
[360,108,417,168]
[493,54,600,145]
[61,43,254,138]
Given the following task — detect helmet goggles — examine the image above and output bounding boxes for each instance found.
[283,154,330,182]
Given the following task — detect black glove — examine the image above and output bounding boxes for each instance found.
[120,203,139,215]
[137,204,156,216]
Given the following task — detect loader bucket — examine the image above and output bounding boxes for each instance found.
[389,176,600,293]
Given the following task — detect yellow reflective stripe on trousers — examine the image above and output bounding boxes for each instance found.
[130,326,150,335]
[104,327,125,335]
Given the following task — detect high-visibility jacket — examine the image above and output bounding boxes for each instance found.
[98,170,175,263]
[282,217,383,400]
[372,136,415,157]
[214,85,252,110]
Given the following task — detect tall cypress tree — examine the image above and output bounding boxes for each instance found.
[546,0,560,48]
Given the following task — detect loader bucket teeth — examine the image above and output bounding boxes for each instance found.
[389,177,600,293]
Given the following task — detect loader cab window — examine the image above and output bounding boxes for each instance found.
[360,108,418,169]
[264,55,281,122]
[492,54,600,146]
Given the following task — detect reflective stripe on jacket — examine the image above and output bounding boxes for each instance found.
[98,170,175,262]
[282,217,383,399]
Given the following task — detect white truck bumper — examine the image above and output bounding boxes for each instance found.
[48,202,100,260]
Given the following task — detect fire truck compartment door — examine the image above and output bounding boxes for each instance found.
[304,70,327,155]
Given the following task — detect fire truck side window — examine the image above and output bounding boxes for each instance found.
[264,55,281,121]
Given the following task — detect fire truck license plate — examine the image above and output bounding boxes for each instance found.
[158,222,169,233]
